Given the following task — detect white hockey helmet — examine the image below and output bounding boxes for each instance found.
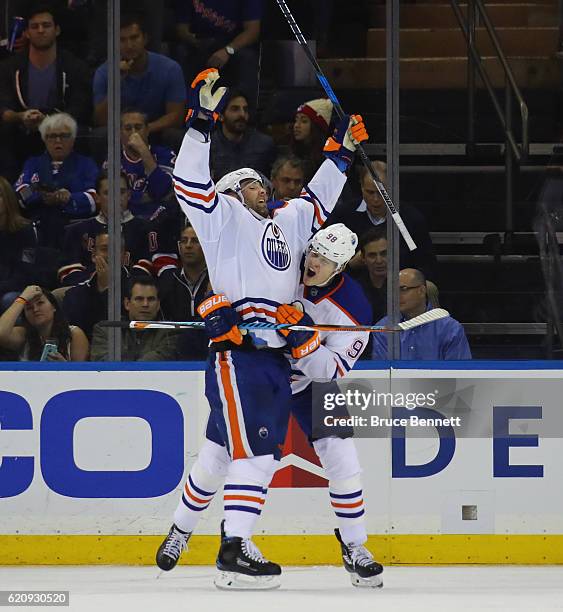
[309,223,358,272]
[216,168,263,196]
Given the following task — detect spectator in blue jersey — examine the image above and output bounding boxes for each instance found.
[62,230,151,340]
[0,3,92,181]
[101,109,176,219]
[159,223,209,360]
[14,112,98,250]
[173,0,262,110]
[210,89,276,180]
[58,171,152,286]
[372,268,471,361]
[93,11,186,142]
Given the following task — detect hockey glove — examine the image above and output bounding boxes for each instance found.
[197,293,243,346]
[323,114,368,172]
[276,302,321,359]
[185,68,229,137]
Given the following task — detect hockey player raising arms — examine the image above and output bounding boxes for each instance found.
[165,68,367,589]
[156,224,383,589]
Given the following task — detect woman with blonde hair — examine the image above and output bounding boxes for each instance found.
[0,176,41,310]
[0,285,89,361]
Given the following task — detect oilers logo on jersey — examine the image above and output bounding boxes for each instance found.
[261,223,292,271]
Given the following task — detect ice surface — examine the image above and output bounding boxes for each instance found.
[1,565,562,612]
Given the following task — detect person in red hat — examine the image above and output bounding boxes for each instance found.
[290,98,334,178]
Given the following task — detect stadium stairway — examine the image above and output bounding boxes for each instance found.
[262,0,562,358]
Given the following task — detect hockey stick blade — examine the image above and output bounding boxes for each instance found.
[275,0,416,252]
[100,309,449,333]
[396,308,450,331]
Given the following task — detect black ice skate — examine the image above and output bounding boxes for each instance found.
[156,524,192,571]
[335,528,383,588]
[214,522,281,590]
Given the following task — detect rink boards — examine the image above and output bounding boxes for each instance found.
[1,361,563,565]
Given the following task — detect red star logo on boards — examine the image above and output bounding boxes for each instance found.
[270,414,328,488]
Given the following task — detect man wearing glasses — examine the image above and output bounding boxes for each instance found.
[14,111,98,249]
[371,268,471,360]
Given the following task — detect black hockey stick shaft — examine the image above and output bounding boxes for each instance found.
[275,0,416,251]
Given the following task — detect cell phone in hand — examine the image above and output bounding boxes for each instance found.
[40,340,58,361]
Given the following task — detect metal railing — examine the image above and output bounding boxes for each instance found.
[449,0,529,234]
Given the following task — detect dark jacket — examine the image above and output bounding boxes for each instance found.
[0,223,55,294]
[58,212,152,285]
[342,203,437,281]
[210,127,276,180]
[62,267,132,339]
[158,267,209,360]
[90,322,178,362]
[0,48,92,122]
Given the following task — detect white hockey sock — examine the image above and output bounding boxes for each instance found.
[314,437,368,546]
[173,440,229,534]
[223,455,276,540]
[329,474,367,546]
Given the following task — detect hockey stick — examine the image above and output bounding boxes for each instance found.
[101,308,449,333]
[275,0,417,252]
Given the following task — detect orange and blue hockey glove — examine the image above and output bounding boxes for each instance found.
[323,113,368,172]
[275,302,321,359]
[185,68,229,138]
[197,293,243,346]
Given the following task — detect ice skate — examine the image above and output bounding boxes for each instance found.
[156,524,191,571]
[335,528,383,588]
[214,522,281,590]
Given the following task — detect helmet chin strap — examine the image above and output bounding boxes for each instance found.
[314,265,343,287]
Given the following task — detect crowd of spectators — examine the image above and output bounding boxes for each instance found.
[0,0,466,362]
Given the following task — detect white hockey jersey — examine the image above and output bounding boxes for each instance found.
[291,273,373,394]
[173,129,347,348]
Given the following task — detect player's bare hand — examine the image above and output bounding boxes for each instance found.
[46,350,66,362]
[19,285,43,303]
[207,48,229,69]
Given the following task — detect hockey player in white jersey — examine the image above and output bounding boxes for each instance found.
[276,223,384,588]
[157,223,383,589]
[161,67,368,589]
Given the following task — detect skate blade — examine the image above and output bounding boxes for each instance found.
[350,573,383,589]
[214,571,281,591]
